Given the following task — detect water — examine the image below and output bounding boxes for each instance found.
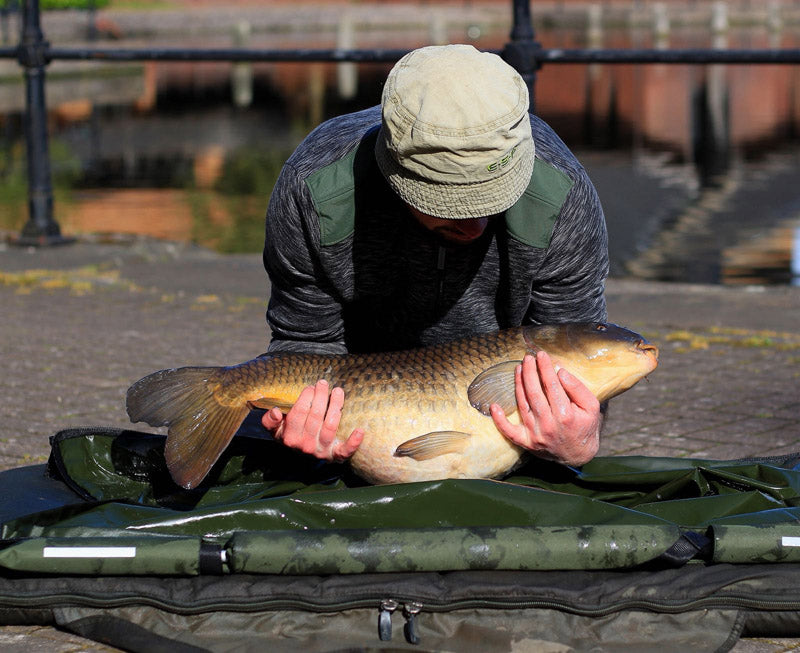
[2,3,800,284]
[37,92,797,286]
[3,91,798,284]
[580,146,800,286]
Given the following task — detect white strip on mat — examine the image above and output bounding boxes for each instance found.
[42,546,137,558]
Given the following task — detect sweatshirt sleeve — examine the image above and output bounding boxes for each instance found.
[263,162,348,355]
[526,163,609,325]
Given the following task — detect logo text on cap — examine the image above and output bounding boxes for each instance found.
[486,146,518,173]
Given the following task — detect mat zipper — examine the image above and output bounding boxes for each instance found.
[5,591,800,617]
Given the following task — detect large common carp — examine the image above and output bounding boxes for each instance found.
[127,322,658,489]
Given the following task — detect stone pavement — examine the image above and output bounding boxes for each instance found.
[0,236,799,652]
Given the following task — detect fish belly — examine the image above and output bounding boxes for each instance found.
[251,330,529,485]
[342,379,524,485]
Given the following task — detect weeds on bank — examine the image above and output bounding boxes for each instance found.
[665,326,800,352]
[0,265,140,295]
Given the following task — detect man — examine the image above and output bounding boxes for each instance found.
[260,44,609,471]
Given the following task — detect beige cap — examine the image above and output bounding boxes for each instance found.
[375,44,534,220]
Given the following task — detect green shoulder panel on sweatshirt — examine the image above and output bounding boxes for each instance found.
[307,145,574,249]
[504,158,574,249]
[305,144,361,247]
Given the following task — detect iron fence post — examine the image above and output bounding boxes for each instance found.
[503,0,541,111]
[16,0,68,245]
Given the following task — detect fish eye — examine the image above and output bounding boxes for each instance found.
[595,324,607,331]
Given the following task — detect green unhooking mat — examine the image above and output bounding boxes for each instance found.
[3,427,800,652]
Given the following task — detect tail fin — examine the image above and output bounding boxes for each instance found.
[126,366,249,489]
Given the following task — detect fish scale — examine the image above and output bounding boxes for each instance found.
[127,323,658,488]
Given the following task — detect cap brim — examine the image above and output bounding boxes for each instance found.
[375,128,535,220]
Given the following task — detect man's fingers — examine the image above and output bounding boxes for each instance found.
[488,352,605,467]
[298,380,337,455]
[333,428,365,461]
[518,354,556,438]
[534,351,569,413]
[518,355,542,412]
[318,386,344,450]
[558,368,600,412]
[520,354,561,425]
[280,384,317,447]
[263,380,363,462]
[305,379,330,428]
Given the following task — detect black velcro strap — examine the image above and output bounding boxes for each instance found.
[657,530,713,567]
[198,540,225,575]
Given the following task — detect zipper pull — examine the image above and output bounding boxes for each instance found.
[435,246,446,313]
[436,246,446,271]
[378,599,399,641]
[402,601,423,645]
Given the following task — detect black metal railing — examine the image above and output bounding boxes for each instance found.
[2,0,800,244]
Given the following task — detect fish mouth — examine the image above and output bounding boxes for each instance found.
[636,339,660,372]
[636,340,659,358]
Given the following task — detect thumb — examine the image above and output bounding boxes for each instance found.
[261,407,284,430]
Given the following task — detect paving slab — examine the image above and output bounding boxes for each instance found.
[1,237,799,652]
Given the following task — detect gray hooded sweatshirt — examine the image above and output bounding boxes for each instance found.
[263,106,608,355]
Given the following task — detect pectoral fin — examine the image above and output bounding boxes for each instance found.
[467,360,521,416]
[394,431,472,461]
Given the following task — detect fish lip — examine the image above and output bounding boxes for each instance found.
[636,340,660,374]
[636,339,659,359]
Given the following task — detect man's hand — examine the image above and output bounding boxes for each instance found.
[490,351,601,467]
[261,379,364,461]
